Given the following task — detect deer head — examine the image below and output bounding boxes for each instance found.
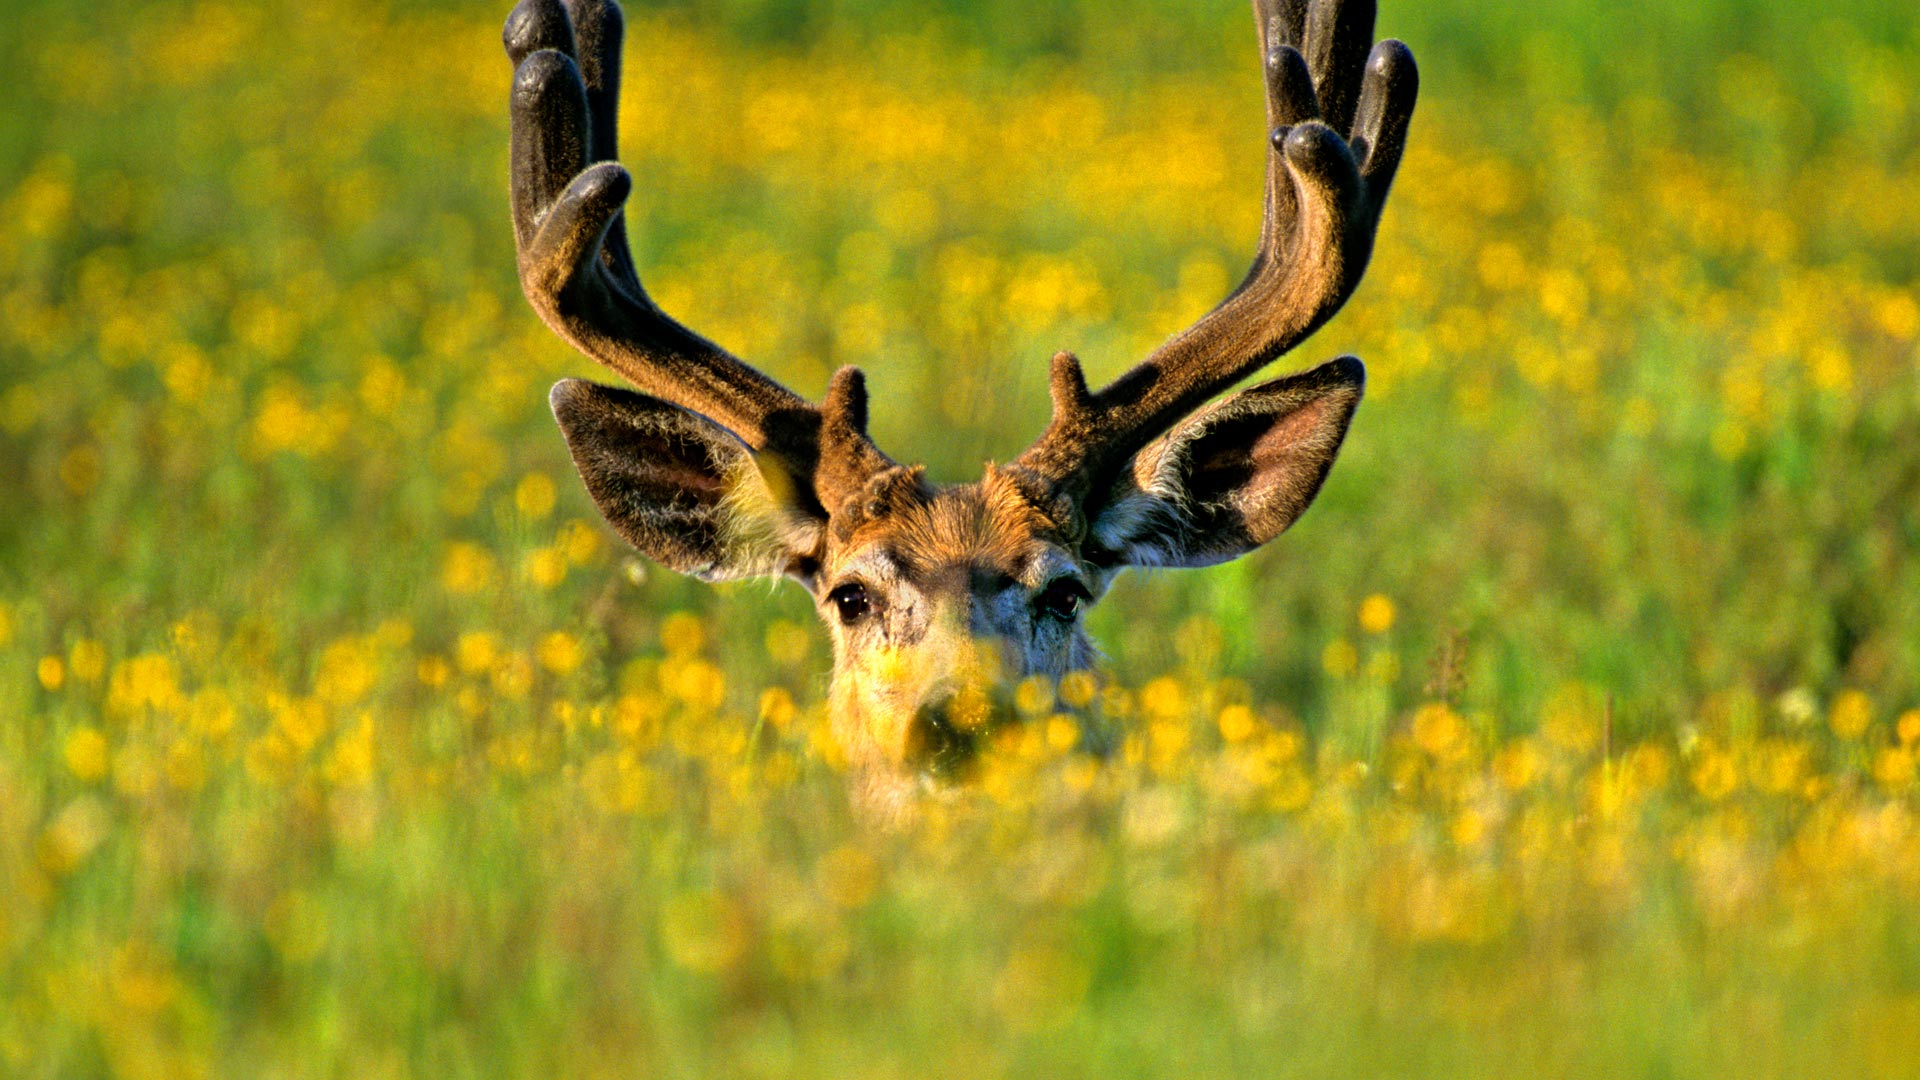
[503,0,1416,812]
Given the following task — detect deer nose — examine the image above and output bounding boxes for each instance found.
[904,674,1004,776]
[919,676,996,734]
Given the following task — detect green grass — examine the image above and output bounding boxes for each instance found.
[1,0,1918,1076]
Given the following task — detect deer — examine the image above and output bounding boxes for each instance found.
[502,0,1417,814]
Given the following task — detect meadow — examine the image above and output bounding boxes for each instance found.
[2,0,1918,1075]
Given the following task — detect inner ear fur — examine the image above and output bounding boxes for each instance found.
[549,379,823,582]
[1088,356,1364,569]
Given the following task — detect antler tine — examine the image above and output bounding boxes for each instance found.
[505,0,890,513]
[1014,0,1416,503]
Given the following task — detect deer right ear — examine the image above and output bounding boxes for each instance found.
[1085,357,1364,570]
[549,379,824,582]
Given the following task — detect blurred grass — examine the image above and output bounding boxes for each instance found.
[1,0,1918,1077]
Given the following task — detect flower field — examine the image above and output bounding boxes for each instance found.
[2,0,1918,1075]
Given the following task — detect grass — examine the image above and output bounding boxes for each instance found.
[1,0,1918,1076]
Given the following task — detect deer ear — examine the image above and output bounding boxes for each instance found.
[550,379,823,582]
[1087,357,1363,569]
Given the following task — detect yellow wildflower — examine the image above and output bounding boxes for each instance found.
[525,546,568,589]
[537,631,583,676]
[1412,702,1468,761]
[1690,750,1739,801]
[441,542,499,595]
[64,727,109,782]
[69,638,108,683]
[757,687,797,731]
[514,472,557,519]
[1872,748,1915,791]
[1057,670,1098,711]
[1322,638,1358,679]
[1217,704,1258,744]
[1897,710,1920,746]
[455,632,497,674]
[660,611,706,658]
[1358,594,1397,634]
[1830,691,1872,740]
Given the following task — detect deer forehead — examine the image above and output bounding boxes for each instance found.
[826,476,1079,591]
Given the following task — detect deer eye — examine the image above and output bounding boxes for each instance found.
[828,582,871,625]
[1036,578,1091,621]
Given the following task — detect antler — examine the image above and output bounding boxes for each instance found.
[1013,0,1417,504]
[504,0,889,513]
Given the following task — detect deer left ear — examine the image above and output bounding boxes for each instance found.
[550,379,824,582]
[1086,356,1364,569]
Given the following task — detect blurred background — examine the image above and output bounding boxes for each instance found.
[1,0,1917,1076]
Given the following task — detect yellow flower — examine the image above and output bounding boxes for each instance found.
[1875,292,1919,340]
[1690,750,1739,801]
[314,636,378,706]
[757,687,797,731]
[537,631,583,676]
[1493,739,1542,791]
[1450,809,1489,847]
[1217,704,1258,744]
[64,727,109,782]
[1322,638,1358,679]
[514,472,557,519]
[455,632,497,674]
[1045,715,1080,752]
[490,654,535,699]
[324,713,377,788]
[39,797,109,876]
[559,519,603,564]
[764,620,812,668]
[1542,682,1605,754]
[1057,671,1098,711]
[1872,748,1916,791]
[1753,739,1809,795]
[663,658,725,711]
[1895,709,1920,747]
[105,654,184,717]
[1358,594,1397,634]
[524,546,568,589]
[1366,650,1402,685]
[416,654,452,687]
[69,638,108,683]
[374,617,413,649]
[1270,763,1313,811]
[273,695,328,753]
[186,688,237,739]
[441,542,499,595]
[661,611,707,658]
[109,942,180,1014]
[1174,615,1224,670]
[1411,702,1468,761]
[1014,676,1054,717]
[37,656,65,690]
[1829,690,1872,740]
[1140,677,1185,721]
